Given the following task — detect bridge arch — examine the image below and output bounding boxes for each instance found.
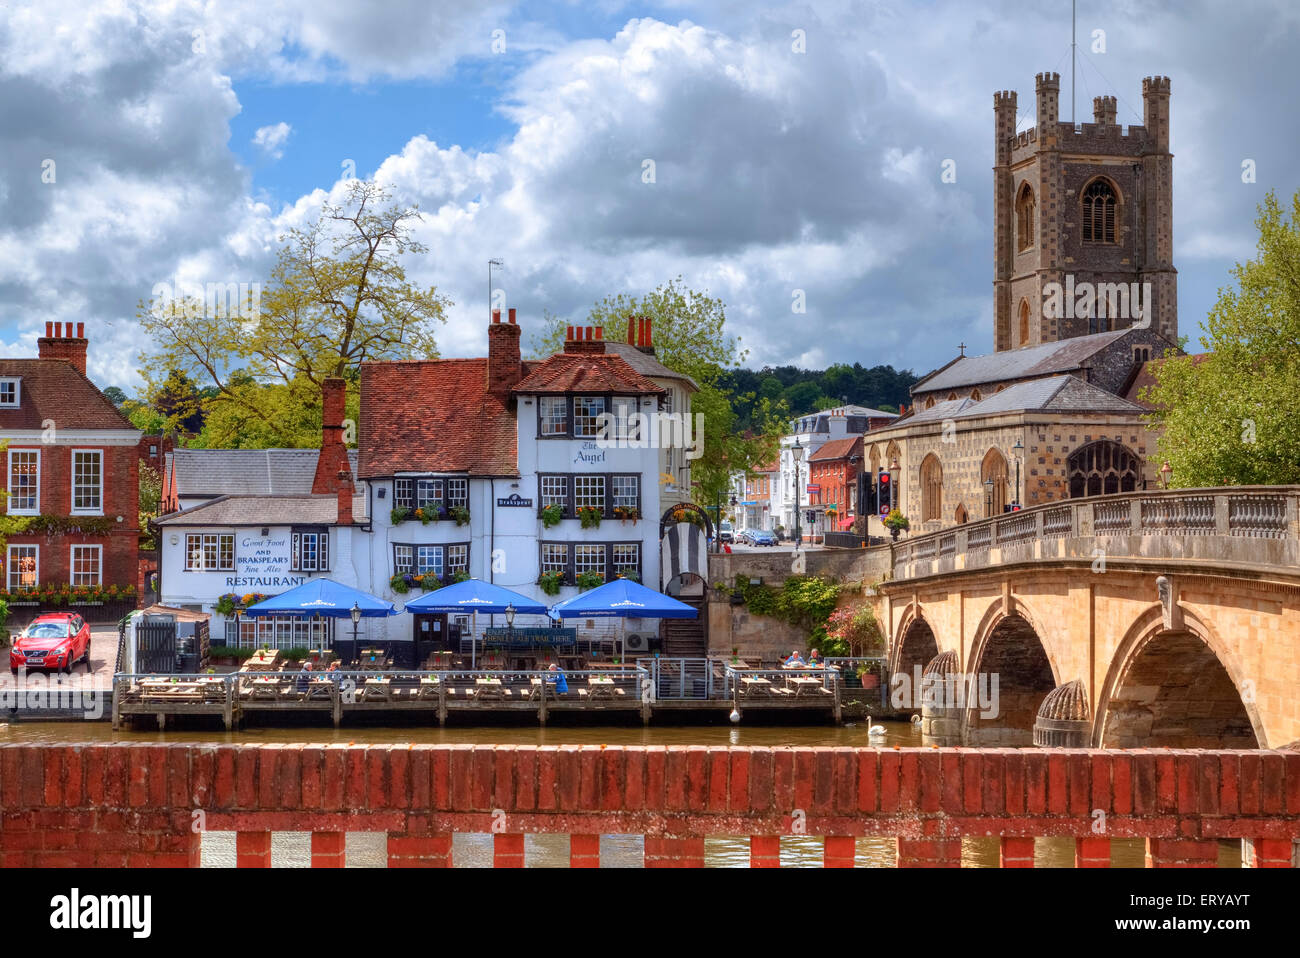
[964,603,1059,746]
[890,608,940,681]
[1095,605,1265,748]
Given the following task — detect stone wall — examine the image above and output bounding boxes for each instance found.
[705,547,892,660]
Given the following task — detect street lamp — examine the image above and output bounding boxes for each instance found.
[792,439,804,547]
[1011,438,1024,508]
[349,601,361,664]
[1159,461,1173,490]
[233,607,243,650]
[984,477,995,517]
[848,454,861,531]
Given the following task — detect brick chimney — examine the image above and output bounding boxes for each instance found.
[312,378,354,526]
[563,324,607,355]
[486,308,523,398]
[635,316,656,355]
[37,322,88,376]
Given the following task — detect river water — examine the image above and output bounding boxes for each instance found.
[0,719,1240,867]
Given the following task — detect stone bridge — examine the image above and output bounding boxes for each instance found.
[876,487,1300,750]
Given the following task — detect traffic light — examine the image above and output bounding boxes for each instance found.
[805,510,815,525]
[878,469,892,515]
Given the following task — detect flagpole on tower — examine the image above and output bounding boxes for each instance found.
[1071,0,1077,123]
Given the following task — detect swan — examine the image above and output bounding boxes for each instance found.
[866,716,886,736]
[910,714,922,726]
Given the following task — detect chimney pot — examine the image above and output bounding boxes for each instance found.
[594,326,603,341]
[508,307,517,324]
[44,322,53,337]
[645,317,653,346]
[566,325,574,341]
[627,317,636,344]
[492,309,501,324]
[76,322,84,338]
[585,326,592,341]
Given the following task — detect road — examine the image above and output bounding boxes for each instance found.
[1,626,118,690]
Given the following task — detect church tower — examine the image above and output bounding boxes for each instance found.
[993,73,1177,351]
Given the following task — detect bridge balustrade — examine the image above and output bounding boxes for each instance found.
[890,487,1300,581]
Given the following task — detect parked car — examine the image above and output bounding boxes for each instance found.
[749,530,777,547]
[718,521,734,544]
[9,613,92,675]
[735,530,753,545]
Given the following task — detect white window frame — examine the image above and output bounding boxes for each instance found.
[393,544,414,575]
[7,448,40,515]
[7,544,38,591]
[540,475,568,511]
[0,378,19,408]
[446,478,468,510]
[292,529,329,573]
[612,543,640,577]
[541,542,568,574]
[416,545,443,577]
[612,396,639,440]
[539,397,567,436]
[574,544,605,577]
[446,543,468,574]
[70,448,103,515]
[612,475,639,511]
[574,475,605,511]
[184,533,235,571]
[70,544,103,586]
[573,396,606,438]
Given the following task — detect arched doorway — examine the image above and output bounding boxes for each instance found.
[954,503,968,524]
[1067,440,1139,497]
[1100,629,1259,748]
[980,448,1009,517]
[965,613,1056,746]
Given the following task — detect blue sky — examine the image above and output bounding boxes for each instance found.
[1,0,1297,391]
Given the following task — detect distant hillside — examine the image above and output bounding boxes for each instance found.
[720,362,920,430]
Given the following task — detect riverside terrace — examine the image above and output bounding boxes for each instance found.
[108,659,874,730]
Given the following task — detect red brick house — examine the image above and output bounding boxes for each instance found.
[0,323,142,614]
[807,436,864,535]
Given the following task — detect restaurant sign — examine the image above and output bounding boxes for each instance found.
[225,535,306,589]
[496,494,534,508]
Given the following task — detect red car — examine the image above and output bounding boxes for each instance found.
[9,613,92,675]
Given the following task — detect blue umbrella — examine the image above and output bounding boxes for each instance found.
[404,579,548,667]
[243,578,398,617]
[549,579,697,661]
[244,578,397,654]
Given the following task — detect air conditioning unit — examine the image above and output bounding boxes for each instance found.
[624,633,652,653]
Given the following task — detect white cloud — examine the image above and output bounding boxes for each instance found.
[252,122,292,160]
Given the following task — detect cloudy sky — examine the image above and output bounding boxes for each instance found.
[1,0,1297,392]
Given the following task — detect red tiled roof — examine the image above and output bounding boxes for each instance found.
[358,359,526,478]
[512,354,666,396]
[808,437,862,462]
[0,359,135,431]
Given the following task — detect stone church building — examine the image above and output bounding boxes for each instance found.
[865,72,1180,536]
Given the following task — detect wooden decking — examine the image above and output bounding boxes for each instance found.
[111,669,841,729]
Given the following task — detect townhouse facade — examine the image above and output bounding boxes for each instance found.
[0,323,141,616]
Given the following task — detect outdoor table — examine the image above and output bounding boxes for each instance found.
[417,676,440,699]
[740,676,772,696]
[787,676,825,697]
[361,677,392,702]
[473,677,503,701]
[587,675,616,700]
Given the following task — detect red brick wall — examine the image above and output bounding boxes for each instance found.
[2,745,1298,867]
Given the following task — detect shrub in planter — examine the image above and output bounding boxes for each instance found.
[389,574,410,594]
[538,570,565,596]
[449,505,471,526]
[577,505,603,529]
[539,503,564,528]
[281,647,310,663]
[449,570,472,584]
[576,571,606,591]
[390,506,411,525]
[613,506,640,523]
[614,568,639,582]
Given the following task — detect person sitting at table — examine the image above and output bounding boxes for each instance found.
[784,649,806,668]
[295,660,313,692]
[545,663,569,694]
[807,648,823,667]
[324,661,343,682]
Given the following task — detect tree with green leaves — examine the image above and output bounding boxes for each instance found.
[136,180,449,448]
[1143,189,1300,486]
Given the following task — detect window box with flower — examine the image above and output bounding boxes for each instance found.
[575,571,606,591]
[538,570,567,596]
[539,503,564,528]
[577,505,603,529]
[613,505,640,523]
[448,505,471,526]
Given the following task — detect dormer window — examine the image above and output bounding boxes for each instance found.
[573,396,606,437]
[0,378,19,407]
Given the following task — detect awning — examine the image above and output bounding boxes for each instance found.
[661,520,708,588]
[244,578,398,618]
[403,579,547,616]
[549,578,699,620]
[839,515,856,529]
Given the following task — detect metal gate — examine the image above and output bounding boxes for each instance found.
[136,618,178,674]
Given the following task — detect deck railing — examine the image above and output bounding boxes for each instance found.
[3,743,1297,868]
[891,486,1300,581]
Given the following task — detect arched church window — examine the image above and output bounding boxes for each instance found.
[981,448,1009,517]
[1066,440,1139,497]
[1018,299,1031,346]
[1016,183,1035,252]
[920,454,943,522]
[1082,178,1118,244]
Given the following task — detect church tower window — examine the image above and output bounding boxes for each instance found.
[1082,178,1119,244]
[1016,183,1035,252]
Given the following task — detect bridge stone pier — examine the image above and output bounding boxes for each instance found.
[877,487,1300,750]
